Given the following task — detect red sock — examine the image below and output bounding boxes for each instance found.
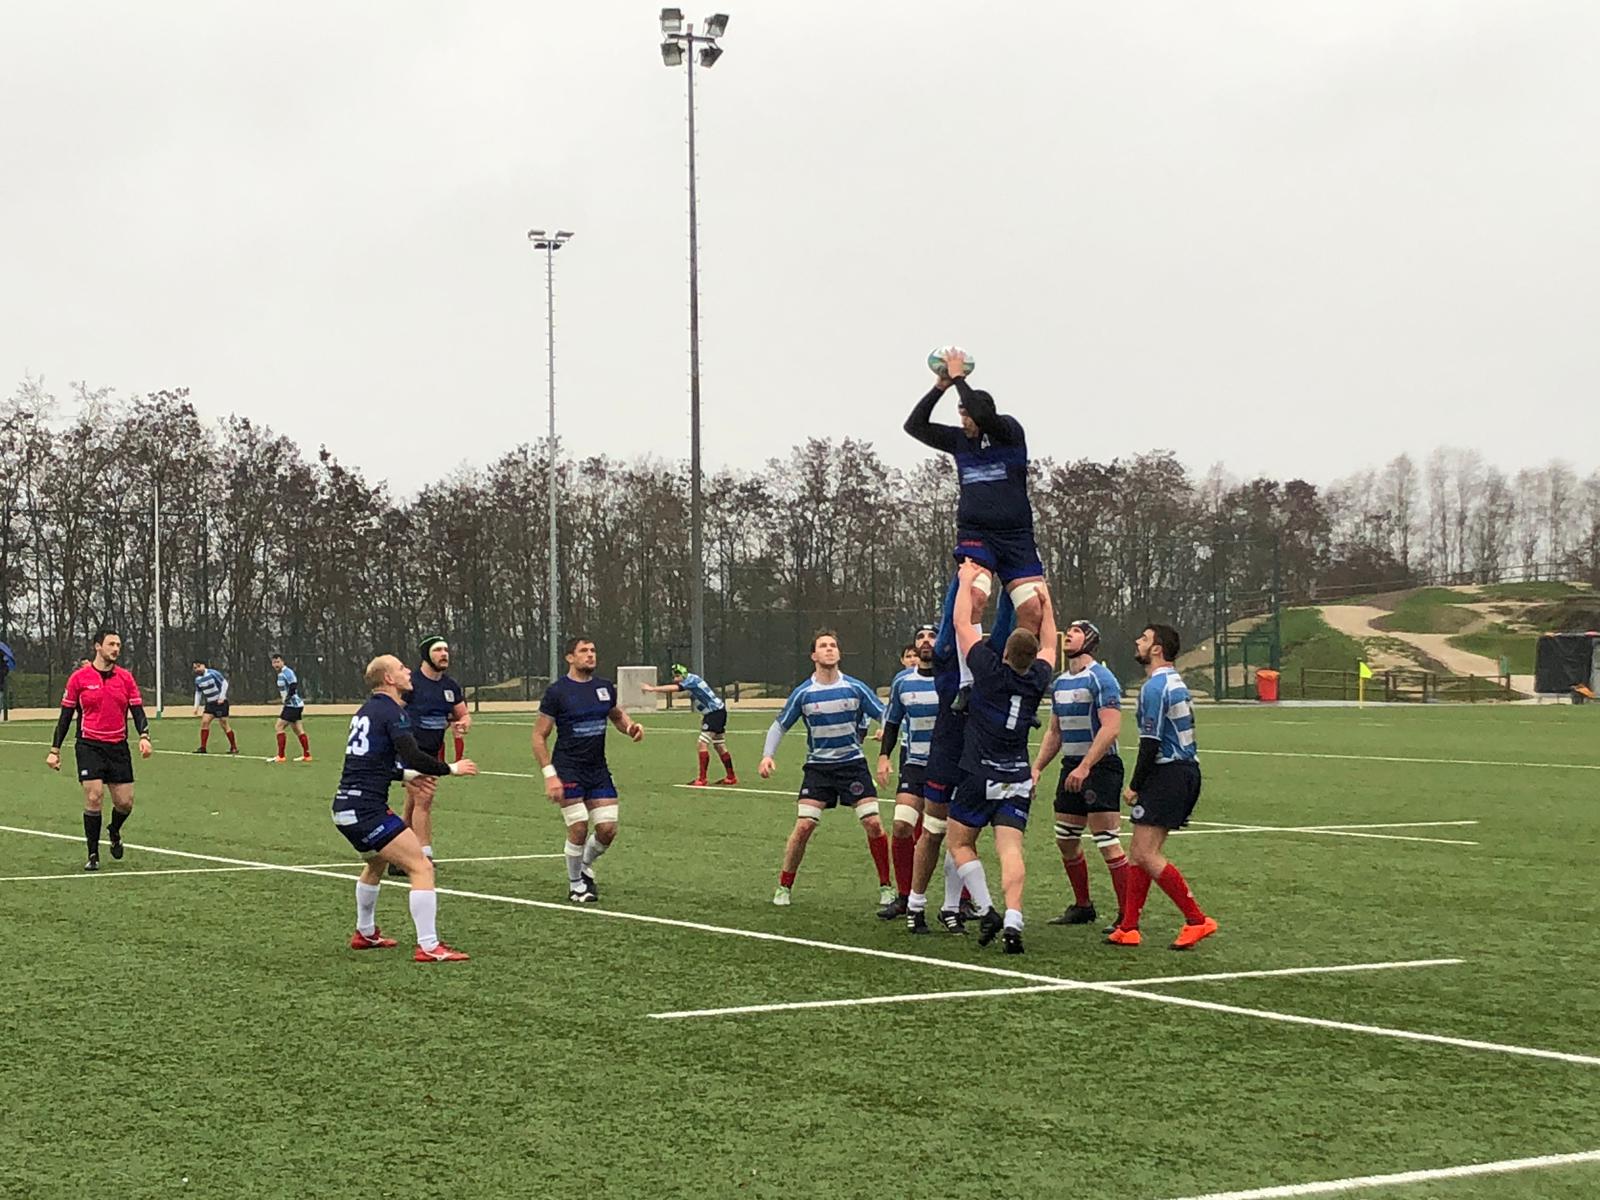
[696,748,710,782]
[1063,855,1091,907]
[1156,863,1206,923]
[867,832,891,886]
[1122,868,1154,930]
[912,812,924,844]
[780,869,797,888]
[298,733,310,756]
[892,834,915,897]
[199,726,210,750]
[454,733,465,761]
[1105,853,1131,918]
[225,729,237,750]
[719,750,734,777]
[276,732,287,757]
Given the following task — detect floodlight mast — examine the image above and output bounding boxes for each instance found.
[658,11,728,678]
[526,227,574,682]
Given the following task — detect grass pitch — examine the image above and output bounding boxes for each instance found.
[2,703,1599,1199]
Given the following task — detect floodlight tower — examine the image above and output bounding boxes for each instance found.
[528,228,574,684]
[658,8,729,677]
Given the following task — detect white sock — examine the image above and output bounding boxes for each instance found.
[907,891,927,914]
[1004,908,1024,931]
[941,851,963,911]
[355,881,380,935]
[956,859,993,913]
[564,841,585,886]
[408,888,439,950]
[422,844,433,860]
[581,833,609,871]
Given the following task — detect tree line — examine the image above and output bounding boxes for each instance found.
[2,378,1596,705]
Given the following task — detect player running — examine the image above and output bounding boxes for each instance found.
[269,652,312,763]
[334,654,478,962]
[1107,624,1218,951]
[191,659,239,755]
[945,560,1056,953]
[640,664,737,786]
[534,636,645,904]
[904,349,1046,645]
[1033,620,1133,929]
[393,635,471,874]
[761,631,890,910]
[44,629,152,871]
[874,624,938,919]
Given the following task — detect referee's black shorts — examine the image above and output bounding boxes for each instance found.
[75,738,134,785]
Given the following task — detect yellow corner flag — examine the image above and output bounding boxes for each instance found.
[1358,661,1373,679]
[1358,660,1372,705]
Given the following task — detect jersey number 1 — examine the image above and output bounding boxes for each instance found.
[1005,695,1022,730]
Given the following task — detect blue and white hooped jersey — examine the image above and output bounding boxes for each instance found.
[774,674,885,765]
[277,666,304,709]
[1137,667,1197,765]
[194,668,229,705]
[883,668,939,767]
[678,672,725,715]
[1052,660,1122,760]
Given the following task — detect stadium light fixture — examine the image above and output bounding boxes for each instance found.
[656,12,731,679]
[527,226,575,682]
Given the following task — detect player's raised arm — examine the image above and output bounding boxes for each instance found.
[609,704,644,742]
[1034,582,1058,667]
[951,378,1023,445]
[904,381,963,453]
[952,559,987,657]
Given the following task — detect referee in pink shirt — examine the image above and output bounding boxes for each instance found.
[45,628,152,871]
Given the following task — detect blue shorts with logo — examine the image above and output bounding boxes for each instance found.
[332,804,407,858]
[923,710,967,807]
[950,775,1035,832]
[952,527,1044,586]
[560,766,618,803]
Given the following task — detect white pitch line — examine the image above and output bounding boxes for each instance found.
[0,864,280,883]
[0,823,1591,1069]
[1204,747,1600,771]
[646,958,1465,1020]
[1159,1147,1600,1200]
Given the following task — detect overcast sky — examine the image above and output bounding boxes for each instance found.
[3,1,1596,492]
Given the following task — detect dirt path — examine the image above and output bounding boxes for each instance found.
[1317,605,1535,693]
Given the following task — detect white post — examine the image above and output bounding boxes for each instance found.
[153,484,163,717]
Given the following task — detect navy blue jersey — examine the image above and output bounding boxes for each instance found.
[539,675,617,774]
[408,668,465,735]
[961,641,1052,782]
[905,380,1031,533]
[334,694,410,809]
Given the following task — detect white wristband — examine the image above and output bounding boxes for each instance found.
[542,764,558,779]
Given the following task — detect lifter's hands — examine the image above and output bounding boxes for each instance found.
[942,349,969,380]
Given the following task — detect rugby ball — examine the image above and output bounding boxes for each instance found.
[928,346,975,378]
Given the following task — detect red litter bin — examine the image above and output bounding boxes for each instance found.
[1256,669,1281,703]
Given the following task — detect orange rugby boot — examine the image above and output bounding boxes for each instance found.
[1170,917,1219,951]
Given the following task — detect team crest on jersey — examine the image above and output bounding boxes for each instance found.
[444,690,455,702]
[597,687,610,702]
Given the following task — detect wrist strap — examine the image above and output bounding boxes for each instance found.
[542,764,558,779]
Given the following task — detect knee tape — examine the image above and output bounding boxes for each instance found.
[797,804,822,821]
[854,799,880,823]
[893,803,919,827]
[1008,580,1041,607]
[698,732,713,746]
[1092,829,1121,850]
[589,804,620,825]
[1055,821,1085,841]
[561,803,589,828]
[921,814,947,836]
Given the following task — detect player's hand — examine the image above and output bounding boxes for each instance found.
[1030,764,1042,787]
[943,348,968,379]
[138,735,152,759]
[759,756,776,779]
[1123,787,1137,805]
[450,758,479,777]
[876,755,891,787]
[626,722,644,742]
[455,715,472,735]
[544,775,566,802]
[1065,764,1088,793]
[193,708,202,718]
[45,749,61,772]
[933,373,953,391]
[957,557,985,586]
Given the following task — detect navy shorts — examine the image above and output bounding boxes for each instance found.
[950,775,1034,832]
[923,711,967,808]
[700,707,729,736]
[952,528,1044,586]
[799,760,877,809]
[279,706,305,724]
[560,767,618,803]
[894,761,929,800]
[1131,762,1202,830]
[1054,754,1126,816]
[202,701,230,719]
[332,805,407,858]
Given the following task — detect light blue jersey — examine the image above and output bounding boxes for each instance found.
[677,672,725,714]
[277,665,304,711]
[1136,667,1196,764]
[883,668,938,767]
[1052,660,1122,760]
[193,668,229,706]
[767,674,885,765]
